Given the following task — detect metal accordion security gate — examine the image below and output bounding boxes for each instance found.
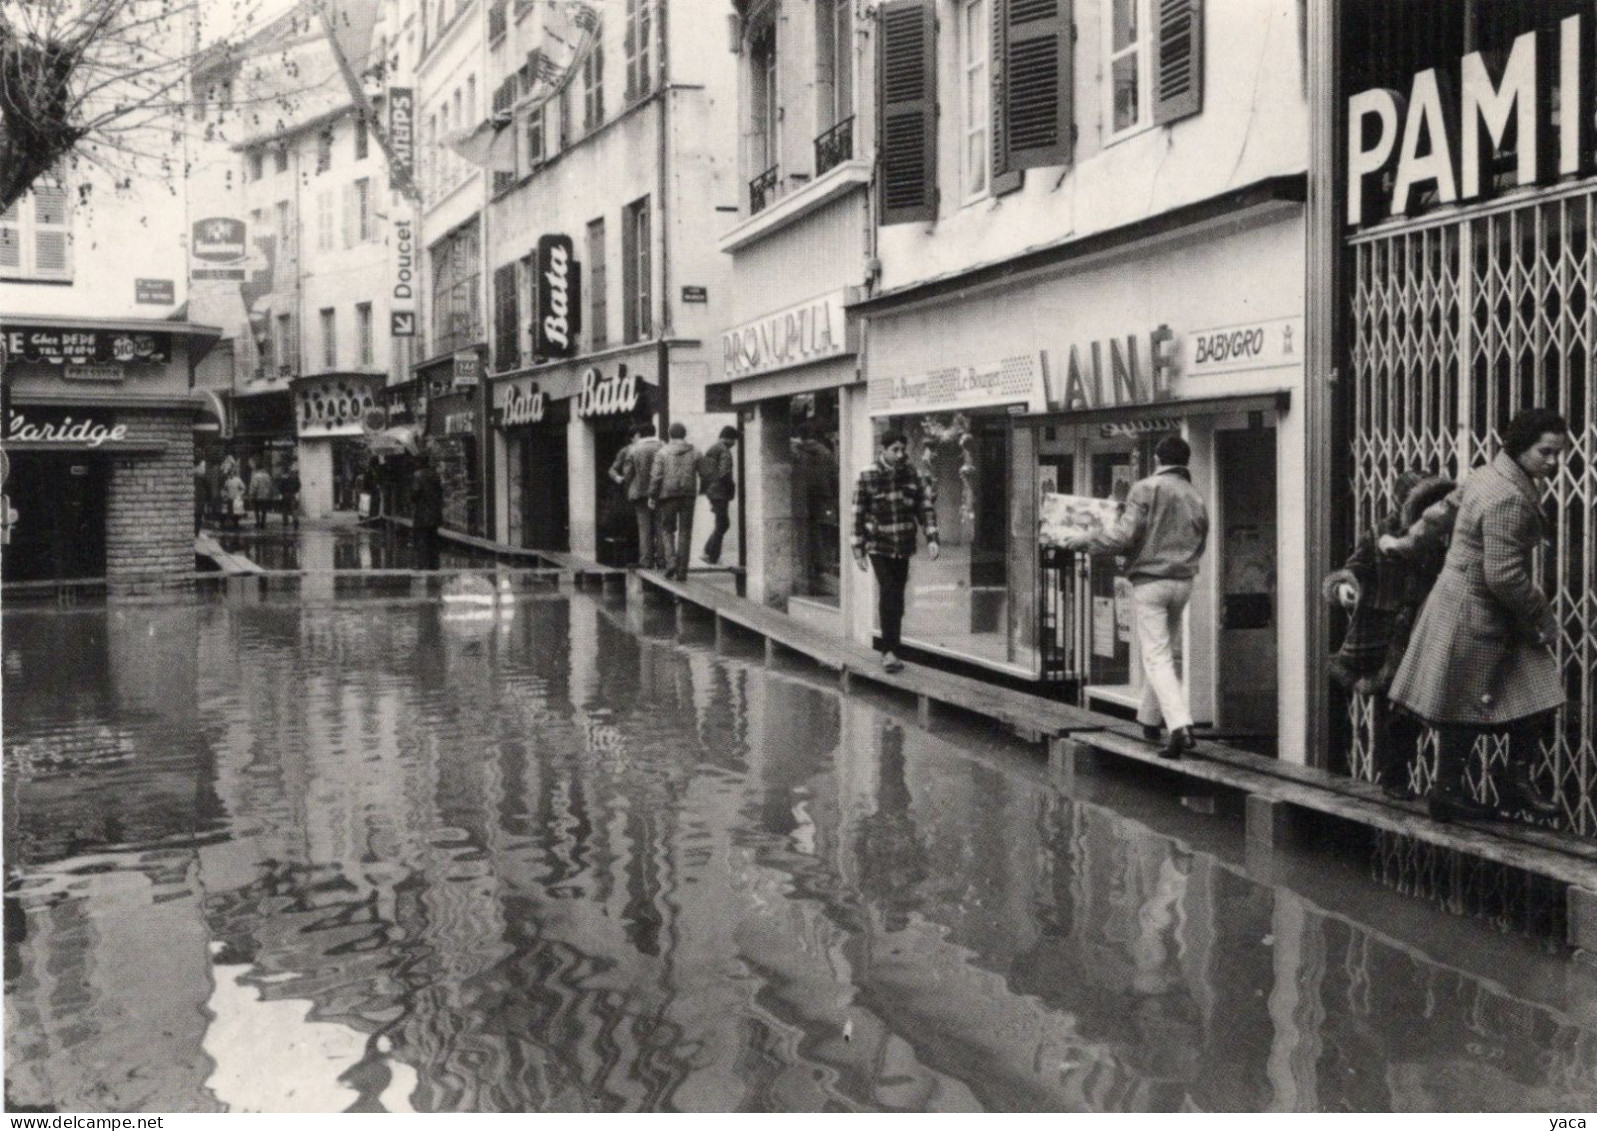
[1350,185,1597,836]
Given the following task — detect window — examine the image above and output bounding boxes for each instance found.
[355,115,369,160]
[274,144,289,173]
[962,0,989,199]
[248,148,264,181]
[0,176,72,280]
[347,177,374,244]
[558,85,572,149]
[816,0,854,130]
[625,0,652,101]
[357,302,374,366]
[249,207,264,233]
[320,308,338,369]
[275,313,296,375]
[275,200,291,240]
[492,262,519,371]
[622,196,650,343]
[750,26,778,177]
[1109,0,1144,134]
[317,190,334,251]
[431,224,483,356]
[427,114,438,198]
[586,217,607,350]
[1104,0,1203,137]
[467,75,477,124]
[526,106,545,168]
[876,0,938,224]
[516,254,535,360]
[583,44,605,131]
[317,126,333,173]
[490,0,508,40]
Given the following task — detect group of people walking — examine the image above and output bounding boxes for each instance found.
[609,422,738,580]
[194,453,301,532]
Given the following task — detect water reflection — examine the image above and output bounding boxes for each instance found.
[6,595,1597,1112]
[211,523,498,572]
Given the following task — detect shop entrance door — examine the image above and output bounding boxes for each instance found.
[1215,427,1278,736]
[2,453,108,581]
[1081,435,1143,709]
[593,423,638,568]
[520,429,570,551]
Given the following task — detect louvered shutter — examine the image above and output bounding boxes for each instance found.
[0,200,21,271]
[493,263,519,372]
[877,0,937,225]
[1152,0,1202,126]
[994,0,1072,175]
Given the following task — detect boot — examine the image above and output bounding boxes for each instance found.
[1427,734,1495,823]
[1500,758,1561,820]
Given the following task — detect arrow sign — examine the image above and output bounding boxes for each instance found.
[391,311,416,338]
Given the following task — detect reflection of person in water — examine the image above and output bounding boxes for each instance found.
[854,722,927,932]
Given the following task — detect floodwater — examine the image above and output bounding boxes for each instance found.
[209,520,490,572]
[6,590,1597,1113]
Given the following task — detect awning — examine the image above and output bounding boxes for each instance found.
[366,425,420,455]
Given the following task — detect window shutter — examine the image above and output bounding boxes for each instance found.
[1152,0,1202,126]
[994,0,1073,175]
[876,0,937,225]
[493,262,519,372]
[343,185,356,248]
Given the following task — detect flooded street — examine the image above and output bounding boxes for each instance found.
[6,591,1597,1112]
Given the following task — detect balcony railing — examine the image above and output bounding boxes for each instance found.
[749,164,779,215]
[814,116,854,177]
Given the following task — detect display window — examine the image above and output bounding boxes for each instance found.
[789,390,842,601]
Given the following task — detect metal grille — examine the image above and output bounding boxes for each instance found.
[1351,189,1597,835]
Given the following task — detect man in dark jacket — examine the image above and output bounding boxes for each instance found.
[610,423,665,568]
[411,452,445,570]
[1065,435,1209,760]
[276,462,302,528]
[649,422,700,580]
[852,431,939,674]
[700,425,738,565]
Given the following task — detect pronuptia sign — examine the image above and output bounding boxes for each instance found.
[1347,15,1593,226]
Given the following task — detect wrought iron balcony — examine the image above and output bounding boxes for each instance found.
[749,164,779,215]
[814,116,854,177]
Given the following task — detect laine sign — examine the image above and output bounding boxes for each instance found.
[1347,14,1595,226]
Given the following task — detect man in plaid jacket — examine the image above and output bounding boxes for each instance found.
[853,431,939,672]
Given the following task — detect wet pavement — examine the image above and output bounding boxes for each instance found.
[205,517,494,572]
[6,588,1597,1112]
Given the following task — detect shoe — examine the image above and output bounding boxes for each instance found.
[1160,726,1192,761]
[882,651,904,673]
[1500,760,1561,819]
[1426,743,1495,823]
[1141,724,1163,743]
[700,554,719,565]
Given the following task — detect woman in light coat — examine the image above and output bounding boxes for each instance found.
[1387,408,1569,823]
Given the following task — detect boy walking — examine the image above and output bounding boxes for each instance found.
[852,431,939,673]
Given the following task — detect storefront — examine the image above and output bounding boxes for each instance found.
[2,317,219,587]
[291,372,384,517]
[855,204,1309,758]
[717,289,855,626]
[1339,2,1597,825]
[425,390,483,536]
[488,344,662,569]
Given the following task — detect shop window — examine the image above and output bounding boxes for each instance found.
[587,216,608,350]
[790,391,843,600]
[622,196,650,343]
[625,0,653,102]
[0,175,72,281]
[356,302,374,366]
[1105,0,1202,139]
[876,0,938,224]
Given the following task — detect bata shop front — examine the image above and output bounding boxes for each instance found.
[2,317,219,587]
[489,346,660,568]
[856,206,1312,759]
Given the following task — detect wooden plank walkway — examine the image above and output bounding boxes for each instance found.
[195,533,265,576]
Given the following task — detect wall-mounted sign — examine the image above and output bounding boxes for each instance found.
[1099,417,1180,439]
[135,278,175,305]
[295,373,382,438]
[495,384,548,427]
[192,217,247,263]
[722,289,853,381]
[1346,14,1588,226]
[391,310,416,338]
[1181,317,1302,379]
[574,365,639,418]
[1041,327,1178,413]
[62,365,125,383]
[535,234,581,359]
[388,88,416,190]
[869,353,1046,418]
[3,327,170,365]
[682,285,708,304]
[443,410,476,435]
[453,350,481,389]
[6,411,129,447]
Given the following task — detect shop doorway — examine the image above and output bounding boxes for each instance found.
[592,421,639,568]
[1215,426,1278,737]
[519,429,570,551]
[3,453,108,581]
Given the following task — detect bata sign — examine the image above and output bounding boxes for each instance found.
[497,384,548,426]
[536,234,581,359]
[1348,14,1595,225]
[574,366,639,418]
[721,290,852,380]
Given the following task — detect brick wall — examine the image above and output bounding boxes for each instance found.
[105,409,195,592]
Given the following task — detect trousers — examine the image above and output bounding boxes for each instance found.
[869,554,911,653]
[632,500,661,567]
[703,497,731,564]
[1131,578,1194,732]
[658,497,695,576]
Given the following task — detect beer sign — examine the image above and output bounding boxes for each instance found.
[536,234,581,359]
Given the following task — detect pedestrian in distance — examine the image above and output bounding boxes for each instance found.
[649,422,700,581]
[699,425,738,566]
[193,455,209,534]
[1385,408,1570,825]
[1063,434,1209,760]
[851,430,939,674]
[410,451,445,571]
[1322,470,1455,799]
[277,461,302,528]
[221,465,247,532]
[610,422,665,568]
[248,462,277,529]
